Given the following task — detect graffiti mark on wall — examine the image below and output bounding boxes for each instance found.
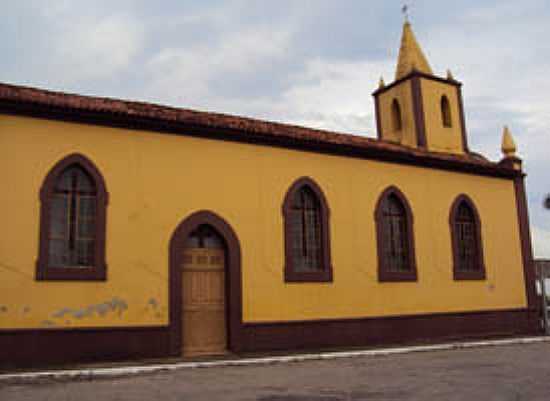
[51,297,128,320]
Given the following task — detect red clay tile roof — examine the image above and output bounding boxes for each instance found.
[0,81,513,177]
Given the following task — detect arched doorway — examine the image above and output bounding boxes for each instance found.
[181,225,227,356]
[168,211,242,357]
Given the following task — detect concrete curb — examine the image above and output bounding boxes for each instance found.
[1,336,549,384]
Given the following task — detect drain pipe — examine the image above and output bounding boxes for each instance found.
[541,195,550,335]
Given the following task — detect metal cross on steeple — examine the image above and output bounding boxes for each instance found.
[402,4,409,22]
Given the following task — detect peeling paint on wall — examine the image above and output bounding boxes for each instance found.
[145,298,166,320]
[135,297,165,321]
[51,297,128,321]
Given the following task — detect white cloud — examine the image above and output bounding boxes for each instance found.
[47,15,144,83]
[145,46,393,136]
[144,25,293,108]
[272,58,393,134]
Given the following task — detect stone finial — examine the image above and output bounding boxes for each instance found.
[499,126,522,170]
[446,69,454,80]
[379,76,385,89]
[501,125,517,157]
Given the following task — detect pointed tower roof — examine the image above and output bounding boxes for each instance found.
[395,21,433,80]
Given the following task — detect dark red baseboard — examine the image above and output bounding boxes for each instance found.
[0,326,171,369]
[0,308,540,369]
[236,308,540,353]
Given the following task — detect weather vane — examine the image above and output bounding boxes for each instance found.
[402,4,409,22]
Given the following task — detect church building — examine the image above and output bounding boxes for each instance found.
[0,22,539,367]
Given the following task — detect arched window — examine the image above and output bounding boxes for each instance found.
[441,95,452,127]
[391,99,403,131]
[375,186,417,282]
[449,195,485,280]
[36,154,108,281]
[282,177,332,282]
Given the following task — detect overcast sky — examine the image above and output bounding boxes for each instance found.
[2,1,549,257]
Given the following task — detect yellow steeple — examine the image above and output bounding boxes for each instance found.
[395,21,433,80]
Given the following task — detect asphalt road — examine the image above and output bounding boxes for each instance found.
[2,342,550,401]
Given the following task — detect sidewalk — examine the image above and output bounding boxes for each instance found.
[1,335,549,384]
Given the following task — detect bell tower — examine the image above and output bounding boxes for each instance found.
[373,21,469,154]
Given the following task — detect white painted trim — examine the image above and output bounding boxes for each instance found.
[1,336,549,383]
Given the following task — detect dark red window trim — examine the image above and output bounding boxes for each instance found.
[282,177,333,283]
[36,153,109,281]
[375,186,418,282]
[449,194,486,280]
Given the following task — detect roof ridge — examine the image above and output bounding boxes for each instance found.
[0,81,504,175]
[0,80,378,140]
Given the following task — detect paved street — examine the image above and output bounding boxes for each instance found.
[2,342,550,401]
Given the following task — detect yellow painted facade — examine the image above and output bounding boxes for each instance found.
[420,78,465,153]
[377,80,418,147]
[0,113,527,330]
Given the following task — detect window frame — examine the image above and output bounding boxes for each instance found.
[375,186,417,282]
[282,177,332,283]
[449,194,486,280]
[36,153,109,281]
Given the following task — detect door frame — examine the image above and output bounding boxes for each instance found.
[169,210,243,356]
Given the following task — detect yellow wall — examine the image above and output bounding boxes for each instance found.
[420,78,465,154]
[377,81,417,147]
[0,114,527,329]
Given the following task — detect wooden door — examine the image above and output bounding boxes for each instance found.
[181,247,227,357]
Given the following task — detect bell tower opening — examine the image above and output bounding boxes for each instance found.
[391,99,403,132]
[441,95,452,128]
